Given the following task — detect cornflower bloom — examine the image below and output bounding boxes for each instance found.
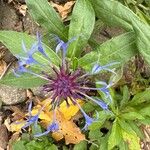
[22,101,40,129]
[14,33,117,136]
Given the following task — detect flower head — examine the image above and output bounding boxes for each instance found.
[15,34,117,135]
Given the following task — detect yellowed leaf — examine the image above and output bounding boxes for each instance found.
[32,98,83,120]
[50,111,85,144]
[59,99,84,120]
[10,98,85,144]
[10,120,26,132]
[122,131,140,150]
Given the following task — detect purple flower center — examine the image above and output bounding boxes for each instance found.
[43,65,85,105]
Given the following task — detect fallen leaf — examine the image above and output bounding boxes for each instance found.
[11,106,26,121]
[33,98,84,120]
[52,111,85,145]
[51,1,75,20]
[59,99,84,120]
[10,98,85,144]
[32,99,85,144]
[10,120,26,132]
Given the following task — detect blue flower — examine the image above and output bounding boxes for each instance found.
[13,33,118,133]
[55,36,76,60]
[36,32,49,59]
[92,62,119,74]
[18,41,38,65]
[75,101,98,130]
[93,97,109,110]
[22,101,40,129]
[82,112,96,130]
[77,91,109,111]
[96,81,113,102]
[34,121,59,137]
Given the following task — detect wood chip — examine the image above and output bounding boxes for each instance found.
[18,4,27,16]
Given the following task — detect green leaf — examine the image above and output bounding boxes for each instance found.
[26,0,67,40]
[132,19,150,65]
[12,141,27,150]
[47,144,58,150]
[67,0,95,58]
[145,0,150,6]
[90,0,140,31]
[118,119,136,135]
[108,119,122,150]
[89,111,110,130]
[0,72,47,88]
[139,104,150,117]
[122,130,140,150]
[129,89,150,105]
[63,146,69,150]
[127,120,144,139]
[31,124,42,135]
[0,31,61,88]
[120,86,130,107]
[79,32,137,70]
[139,116,150,125]
[0,31,60,66]
[118,140,129,150]
[121,111,145,120]
[89,129,103,141]
[73,141,87,150]
[89,19,104,49]
[99,134,109,150]
[21,133,30,142]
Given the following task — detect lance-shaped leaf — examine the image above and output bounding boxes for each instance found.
[0,31,60,88]
[79,32,137,70]
[67,0,95,58]
[132,19,150,65]
[0,72,47,88]
[90,0,140,31]
[0,31,60,65]
[26,0,68,41]
[108,119,122,150]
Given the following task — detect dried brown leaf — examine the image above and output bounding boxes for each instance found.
[0,60,7,76]
[51,1,75,20]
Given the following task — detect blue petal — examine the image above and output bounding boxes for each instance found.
[27,42,38,56]
[76,101,97,130]
[92,62,119,74]
[34,121,59,137]
[36,32,49,58]
[55,36,76,58]
[28,101,33,116]
[55,41,64,53]
[94,98,108,110]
